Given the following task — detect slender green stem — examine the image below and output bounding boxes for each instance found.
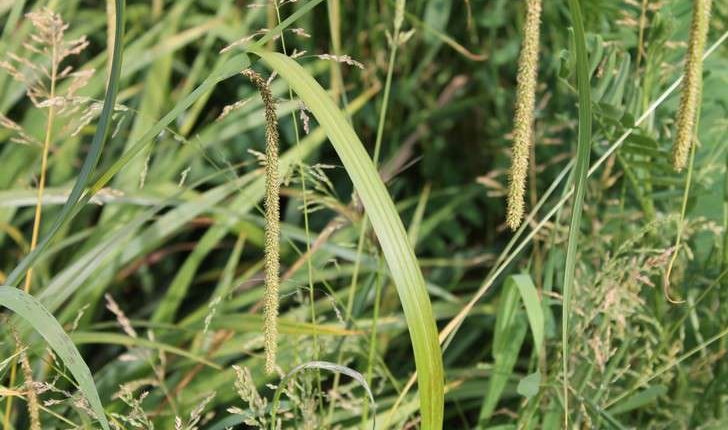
[664,136,698,303]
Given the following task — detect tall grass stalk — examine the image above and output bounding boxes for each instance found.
[271,0,324,412]
[23,14,58,294]
[5,7,62,423]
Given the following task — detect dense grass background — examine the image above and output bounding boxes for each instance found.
[2,0,728,428]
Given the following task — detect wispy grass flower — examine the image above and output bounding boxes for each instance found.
[506,0,542,230]
[672,0,712,171]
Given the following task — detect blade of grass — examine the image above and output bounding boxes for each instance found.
[478,275,528,424]
[250,49,444,430]
[562,1,592,424]
[0,287,110,430]
[68,332,220,369]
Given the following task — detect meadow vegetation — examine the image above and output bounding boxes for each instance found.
[1,0,728,428]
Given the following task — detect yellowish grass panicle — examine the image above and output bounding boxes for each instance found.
[243,69,281,375]
[506,0,542,230]
[672,0,712,171]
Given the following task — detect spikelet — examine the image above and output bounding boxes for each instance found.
[506,0,542,230]
[243,69,280,374]
[672,0,712,171]
[12,331,41,430]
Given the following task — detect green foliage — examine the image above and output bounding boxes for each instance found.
[1,0,728,428]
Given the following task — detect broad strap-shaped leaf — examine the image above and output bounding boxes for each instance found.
[0,287,110,430]
[250,49,444,429]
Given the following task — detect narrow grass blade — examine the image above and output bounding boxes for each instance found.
[251,49,444,429]
[68,332,220,369]
[607,385,667,415]
[478,275,528,424]
[510,274,544,356]
[0,287,110,430]
[562,0,593,423]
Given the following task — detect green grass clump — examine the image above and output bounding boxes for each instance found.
[1,1,728,428]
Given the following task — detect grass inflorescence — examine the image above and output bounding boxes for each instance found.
[672,0,712,171]
[506,0,542,230]
[242,68,281,375]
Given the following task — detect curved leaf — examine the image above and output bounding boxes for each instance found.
[0,287,109,430]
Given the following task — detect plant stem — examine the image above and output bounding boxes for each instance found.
[4,28,59,430]
[24,35,58,293]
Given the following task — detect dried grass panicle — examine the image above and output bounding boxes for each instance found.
[672,0,712,171]
[0,8,90,109]
[105,293,138,338]
[506,0,542,230]
[243,69,281,375]
[230,365,268,427]
[12,331,41,430]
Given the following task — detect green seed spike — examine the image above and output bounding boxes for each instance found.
[507,0,542,230]
[244,69,281,374]
[673,0,711,172]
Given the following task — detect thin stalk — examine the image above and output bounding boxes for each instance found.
[373,0,404,164]
[4,24,60,430]
[24,32,59,293]
[326,0,350,109]
[331,0,405,423]
[664,131,698,304]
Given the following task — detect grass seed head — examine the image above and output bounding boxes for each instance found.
[243,69,281,375]
[672,0,712,171]
[506,0,542,230]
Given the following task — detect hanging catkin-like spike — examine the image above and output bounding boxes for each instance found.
[672,0,712,171]
[243,69,280,374]
[506,0,543,230]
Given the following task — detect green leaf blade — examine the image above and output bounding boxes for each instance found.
[0,287,110,430]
